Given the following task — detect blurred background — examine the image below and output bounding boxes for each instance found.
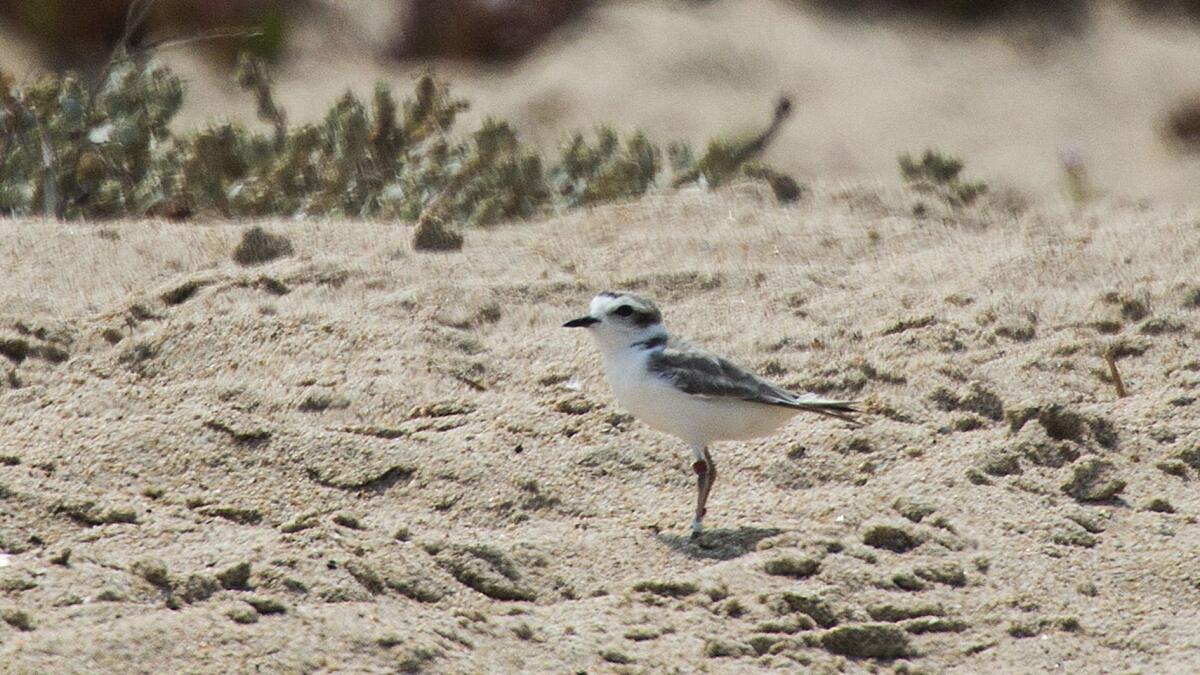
[3,0,1200,203]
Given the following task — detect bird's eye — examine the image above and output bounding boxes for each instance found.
[614,305,634,317]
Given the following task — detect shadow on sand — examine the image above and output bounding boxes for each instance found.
[657,526,784,561]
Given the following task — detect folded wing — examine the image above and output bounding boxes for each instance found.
[647,344,859,424]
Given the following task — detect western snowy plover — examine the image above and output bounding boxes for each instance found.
[564,292,857,538]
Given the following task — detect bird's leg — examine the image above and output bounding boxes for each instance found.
[700,447,716,530]
[690,446,715,539]
[691,458,707,538]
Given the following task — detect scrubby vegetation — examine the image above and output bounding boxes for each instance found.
[0,53,799,235]
[898,149,988,207]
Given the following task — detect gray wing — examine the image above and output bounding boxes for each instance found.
[648,344,858,423]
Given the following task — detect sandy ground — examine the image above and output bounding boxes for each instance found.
[3,1,1200,672]
[1,183,1199,672]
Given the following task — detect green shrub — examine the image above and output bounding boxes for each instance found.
[0,56,801,227]
[898,148,987,207]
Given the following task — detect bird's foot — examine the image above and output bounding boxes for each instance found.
[690,518,704,540]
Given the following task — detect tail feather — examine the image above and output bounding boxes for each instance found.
[785,397,860,425]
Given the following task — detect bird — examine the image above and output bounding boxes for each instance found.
[563,291,857,538]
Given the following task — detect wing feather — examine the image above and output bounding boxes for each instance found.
[647,343,859,424]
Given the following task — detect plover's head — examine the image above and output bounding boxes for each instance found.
[563,292,665,351]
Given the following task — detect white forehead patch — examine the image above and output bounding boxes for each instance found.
[587,293,663,326]
[589,294,622,316]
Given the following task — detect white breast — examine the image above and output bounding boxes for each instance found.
[600,348,797,448]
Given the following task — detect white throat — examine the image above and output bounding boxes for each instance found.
[592,324,669,358]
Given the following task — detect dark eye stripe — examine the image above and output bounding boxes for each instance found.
[632,311,659,328]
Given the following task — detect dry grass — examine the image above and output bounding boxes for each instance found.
[1,184,1198,671]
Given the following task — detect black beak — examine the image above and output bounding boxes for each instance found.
[563,316,599,328]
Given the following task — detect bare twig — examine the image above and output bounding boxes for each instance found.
[59,2,258,218]
[0,73,24,178]
[36,120,61,217]
[726,96,793,169]
[57,0,160,219]
[411,165,474,251]
[115,0,263,59]
[672,96,794,188]
[235,52,287,149]
[121,0,159,53]
[1104,349,1128,398]
[137,28,265,55]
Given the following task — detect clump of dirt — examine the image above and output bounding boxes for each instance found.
[160,278,214,306]
[217,562,253,590]
[867,603,944,622]
[305,461,414,492]
[1143,497,1175,513]
[862,522,923,553]
[245,596,288,615]
[0,324,72,365]
[1139,316,1186,335]
[1052,521,1098,548]
[928,382,1004,421]
[883,314,937,336]
[178,573,220,603]
[631,580,698,598]
[756,615,816,634]
[762,555,820,578]
[204,417,272,444]
[774,593,839,628]
[297,390,352,412]
[1,608,35,632]
[53,499,139,526]
[201,505,264,525]
[905,617,969,634]
[914,562,967,587]
[819,623,914,659]
[429,543,536,601]
[131,558,172,589]
[1007,402,1117,447]
[1061,459,1125,502]
[703,638,751,658]
[978,448,1023,476]
[0,337,30,363]
[233,226,295,266]
[1182,285,1200,309]
[893,497,936,523]
[227,605,259,624]
[1008,423,1079,469]
[412,216,464,252]
[1177,447,1200,471]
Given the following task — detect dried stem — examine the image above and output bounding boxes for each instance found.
[1104,349,1128,398]
[36,120,61,217]
[672,96,793,188]
[140,28,265,56]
